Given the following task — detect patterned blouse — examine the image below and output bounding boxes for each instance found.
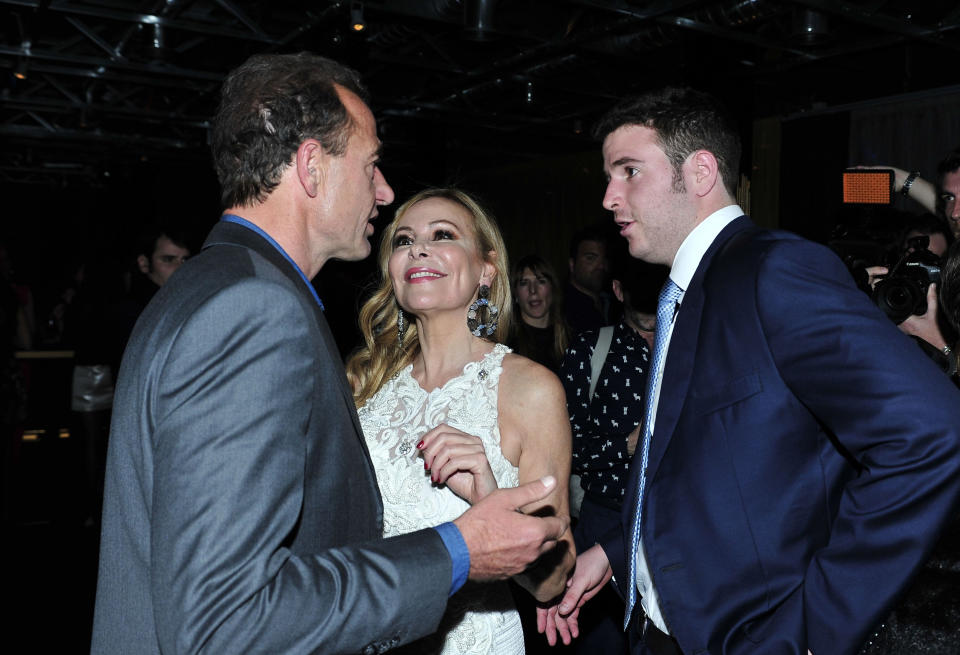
[560,321,650,504]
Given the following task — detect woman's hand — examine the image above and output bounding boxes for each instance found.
[419,423,498,504]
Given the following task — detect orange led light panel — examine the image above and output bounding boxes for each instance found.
[842,169,894,205]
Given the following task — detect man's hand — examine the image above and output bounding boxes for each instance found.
[454,476,569,581]
[535,544,613,646]
[899,284,948,350]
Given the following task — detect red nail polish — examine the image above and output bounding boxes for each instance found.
[416,440,424,449]
[424,460,429,470]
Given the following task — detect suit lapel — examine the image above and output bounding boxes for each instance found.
[644,216,754,481]
[312,306,368,439]
[202,221,369,447]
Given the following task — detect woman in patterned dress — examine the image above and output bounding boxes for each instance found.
[345,188,574,655]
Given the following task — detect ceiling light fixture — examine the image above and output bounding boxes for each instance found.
[792,8,830,45]
[350,2,366,32]
[465,0,495,41]
[13,58,28,80]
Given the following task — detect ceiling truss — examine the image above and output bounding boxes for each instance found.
[2,0,958,186]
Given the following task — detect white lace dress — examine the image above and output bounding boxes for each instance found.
[358,343,524,655]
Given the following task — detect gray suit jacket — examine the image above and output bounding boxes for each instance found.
[92,220,451,654]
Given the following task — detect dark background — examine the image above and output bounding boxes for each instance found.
[3,1,960,651]
[4,0,960,283]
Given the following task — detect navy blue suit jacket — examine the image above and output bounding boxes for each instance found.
[602,217,960,655]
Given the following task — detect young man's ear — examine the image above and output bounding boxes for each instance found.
[687,150,721,198]
[137,254,150,275]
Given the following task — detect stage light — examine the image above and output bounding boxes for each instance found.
[350,2,366,32]
[842,169,894,205]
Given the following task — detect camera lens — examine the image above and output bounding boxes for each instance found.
[873,278,924,324]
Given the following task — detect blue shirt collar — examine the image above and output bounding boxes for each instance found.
[220,214,325,311]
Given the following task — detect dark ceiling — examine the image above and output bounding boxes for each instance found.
[2,0,959,188]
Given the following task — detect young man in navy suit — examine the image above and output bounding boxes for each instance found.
[540,87,960,655]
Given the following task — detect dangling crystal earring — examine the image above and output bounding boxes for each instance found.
[397,307,406,345]
[467,284,499,337]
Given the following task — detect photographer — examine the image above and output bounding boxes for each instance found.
[870,222,956,373]
[864,214,950,284]
[870,215,953,354]
[939,240,960,380]
[860,145,960,239]
[861,242,960,655]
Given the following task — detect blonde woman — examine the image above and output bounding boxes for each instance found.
[346,189,574,654]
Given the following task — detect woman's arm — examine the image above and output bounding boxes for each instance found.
[499,355,577,602]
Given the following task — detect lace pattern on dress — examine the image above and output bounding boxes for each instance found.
[358,343,523,654]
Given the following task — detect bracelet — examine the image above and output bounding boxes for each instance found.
[901,171,920,197]
[944,344,953,356]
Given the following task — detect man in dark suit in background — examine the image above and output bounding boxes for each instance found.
[541,87,960,655]
[565,227,617,334]
[92,53,567,655]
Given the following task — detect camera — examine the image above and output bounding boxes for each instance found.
[872,235,941,324]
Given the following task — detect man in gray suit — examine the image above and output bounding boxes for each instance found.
[91,53,568,655]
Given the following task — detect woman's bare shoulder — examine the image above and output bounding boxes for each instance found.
[499,352,566,409]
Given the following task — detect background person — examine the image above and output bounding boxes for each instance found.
[941,240,960,340]
[860,146,960,239]
[557,250,667,655]
[564,228,615,334]
[862,238,960,652]
[509,254,570,373]
[864,215,955,371]
[135,228,190,289]
[938,147,960,239]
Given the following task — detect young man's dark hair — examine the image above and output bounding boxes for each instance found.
[593,86,741,196]
[210,53,367,209]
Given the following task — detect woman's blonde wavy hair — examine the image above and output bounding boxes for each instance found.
[346,188,512,407]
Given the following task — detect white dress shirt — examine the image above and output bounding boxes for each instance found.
[635,204,744,633]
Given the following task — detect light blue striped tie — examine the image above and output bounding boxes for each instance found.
[624,277,683,630]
